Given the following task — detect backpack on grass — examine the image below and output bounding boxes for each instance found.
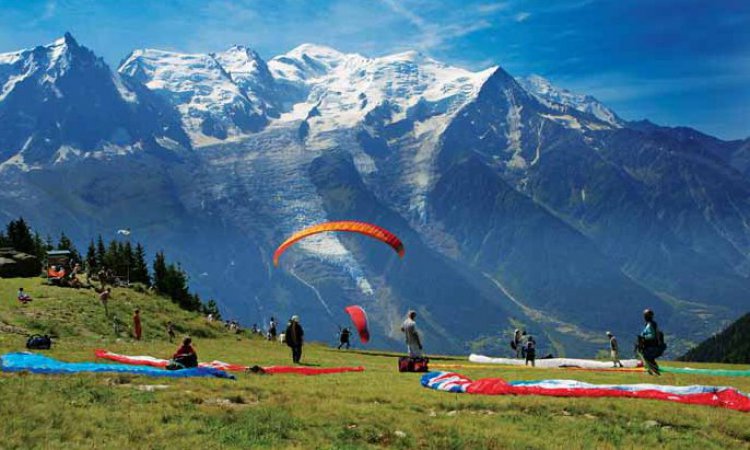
[398,356,429,373]
[26,334,52,350]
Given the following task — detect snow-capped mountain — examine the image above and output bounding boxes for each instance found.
[2,34,749,356]
[119,48,269,146]
[0,33,187,168]
[516,74,623,127]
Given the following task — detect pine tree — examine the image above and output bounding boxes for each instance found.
[105,240,120,273]
[0,231,9,247]
[204,299,221,320]
[6,217,35,253]
[86,240,97,273]
[153,251,168,293]
[33,232,46,261]
[132,243,150,285]
[123,241,135,283]
[57,232,81,262]
[96,235,106,269]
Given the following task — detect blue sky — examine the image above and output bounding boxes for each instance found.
[1,0,748,139]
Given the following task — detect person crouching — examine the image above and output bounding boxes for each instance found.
[168,337,198,370]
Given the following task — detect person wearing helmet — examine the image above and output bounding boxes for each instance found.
[638,309,662,375]
[606,331,623,368]
[285,315,304,364]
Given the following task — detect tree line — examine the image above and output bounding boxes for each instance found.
[0,217,220,318]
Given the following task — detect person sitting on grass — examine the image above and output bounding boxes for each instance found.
[17,287,32,304]
[168,337,198,369]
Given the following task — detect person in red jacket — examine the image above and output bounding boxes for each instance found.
[133,308,142,340]
[171,336,198,368]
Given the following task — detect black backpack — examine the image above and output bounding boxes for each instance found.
[26,334,52,350]
[654,330,667,357]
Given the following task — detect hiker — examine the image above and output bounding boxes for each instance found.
[512,328,523,358]
[401,310,423,357]
[99,288,111,317]
[285,315,304,364]
[133,308,142,340]
[17,287,32,304]
[268,316,277,341]
[525,336,536,367]
[170,336,198,368]
[166,321,176,343]
[338,327,351,350]
[638,309,663,375]
[112,315,121,335]
[607,331,623,368]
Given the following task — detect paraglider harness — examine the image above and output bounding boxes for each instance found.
[636,324,667,358]
[398,356,430,373]
[166,353,198,370]
[26,334,52,350]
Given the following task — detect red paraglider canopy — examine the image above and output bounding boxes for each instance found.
[344,305,370,344]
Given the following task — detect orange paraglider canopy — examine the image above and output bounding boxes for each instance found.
[273,221,404,267]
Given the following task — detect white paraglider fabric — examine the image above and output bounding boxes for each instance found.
[469,354,642,369]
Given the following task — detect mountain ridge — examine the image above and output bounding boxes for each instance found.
[1,34,748,356]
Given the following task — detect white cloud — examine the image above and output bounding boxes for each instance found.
[42,0,57,20]
[514,12,531,22]
[477,2,511,14]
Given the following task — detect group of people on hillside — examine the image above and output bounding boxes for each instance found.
[47,263,89,289]
[507,308,666,375]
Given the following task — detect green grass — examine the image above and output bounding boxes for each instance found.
[1,277,750,449]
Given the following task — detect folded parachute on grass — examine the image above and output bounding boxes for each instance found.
[94,349,365,376]
[422,371,750,412]
[661,366,750,377]
[469,354,643,369]
[1,353,235,379]
[431,363,643,373]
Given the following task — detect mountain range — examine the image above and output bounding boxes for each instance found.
[1,33,748,356]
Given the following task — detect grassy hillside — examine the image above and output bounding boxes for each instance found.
[680,312,750,363]
[1,278,750,449]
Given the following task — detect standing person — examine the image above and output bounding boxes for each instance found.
[401,310,423,357]
[607,331,623,368]
[638,309,664,376]
[285,315,304,364]
[525,336,536,367]
[513,329,523,358]
[166,321,176,343]
[268,316,277,341]
[133,308,142,341]
[112,315,121,335]
[99,288,111,317]
[17,287,32,304]
[338,327,351,350]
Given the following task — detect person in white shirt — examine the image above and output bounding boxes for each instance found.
[401,310,423,357]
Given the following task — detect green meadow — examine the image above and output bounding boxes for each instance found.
[1,278,749,449]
